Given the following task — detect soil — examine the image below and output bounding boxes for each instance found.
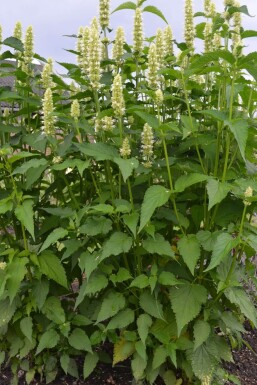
[1,328,257,385]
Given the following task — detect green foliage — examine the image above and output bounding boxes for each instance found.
[1,0,257,384]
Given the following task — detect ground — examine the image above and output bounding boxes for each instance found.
[1,327,257,385]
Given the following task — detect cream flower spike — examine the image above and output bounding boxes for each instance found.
[13,21,22,40]
[133,8,144,56]
[111,74,125,117]
[99,0,110,29]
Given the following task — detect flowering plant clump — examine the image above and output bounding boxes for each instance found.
[0,1,257,385]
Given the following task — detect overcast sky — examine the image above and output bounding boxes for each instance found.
[1,0,257,74]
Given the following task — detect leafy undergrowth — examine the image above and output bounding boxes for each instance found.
[1,0,257,385]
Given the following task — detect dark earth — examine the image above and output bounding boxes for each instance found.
[1,327,257,385]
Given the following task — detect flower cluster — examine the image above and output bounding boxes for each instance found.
[156,28,165,68]
[41,58,54,89]
[71,99,80,121]
[88,22,102,89]
[184,0,195,49]
[99,0,110,29]
[95,116,115,133]
[163,25,174,57]
[111,74,125,117]
[112,26,125,64]
[0,262,7,270]
[204,23,213,53]
[120,137,131,158]
[141,123,154,167]
[133,8,144,55]
[13,21,22,40]
[147,43,159,90]
[155,89,164,106]
[42,88,55,135]
[22,25,34,75]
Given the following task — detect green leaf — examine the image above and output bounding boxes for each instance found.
[12,158,48,175]
[32,279,49,310]
[80,216,112,236]
[152,346,167,370]
[177,235,201,275]
[175,173,209,193]
[139,185,171,232]
[38,251,68,288]
[137,314,153,346]
[206,179,230,210]
[15,199,35,241]
[60,354,70,374]
[40,227,68,252]
[123,212,139,238]
[76,142,118,161]
[9,152,40,163]
[135,340,147,361]
[192,343,217,380]
[42,296,65,324]
[2,36,24,51]
[139,291,164,319]
[75,273,108,308]
[79,251,99,280]
[96,291,126,324]
[6,257,28,303]
[205,233,239,272]
[133,110,159,129]
[130,274,149,289]
[163,370,177,385]
[20,317,33,342]
[110,268,132,283]
[194,320,211,350]
[226,119,248,161]
[158,272,180,286]
[143,5,168,24]
[83,352,99,379]
[228,5,253,17]
[241,30,257,39]
[224,287,257,327]
[143,234,174,258]
[170,283,207,335]
[112,1,136,13]
[68,328,92,353]
[181,115,198,139]
[151,318,177,344]
[113,157,139,182]
[131,352,147,381]
[106,309,135,330]
[36,329,60,355]
[101,232,133,261]
[0,197,13,214]
[0,299,16,328]
[113,338,135,365]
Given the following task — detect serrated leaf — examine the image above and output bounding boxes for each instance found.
[205,233,239,272]
[76,142,118,161]
[40,227,68,252]
[137,314,152,346]
[42,296,65,324]
[0,299,16,327]
[192,344,217,380]
[143,5,168,24]
[83,352,99,379]
[139,291,164,319]
[9,152,39,163]
[32,279,49,310]
[0,197,13,214]
[79,251,100,280]
[131,352,147,381]
[113,338,135,365]
[123,212,139,238]
[60,354,70,374]
[221,311,245,333]
[175,173,209,193]
[177,235,201,275]
[101,232,133,261]
[224,287,257,327]
[112,1,136,13]
[68,328,92,353]
[130,274,149,289]
[226,119,248,161]
[133,110,159,129]
[12,158,48,175]
[151,318,177,344]
[163,370,177,385]
[170,283,207,335]
[80,216,112,236]
[106,309,134,330]
[113,157,139,182]
[143,234,174,258]
[75,273,108,308]
[20,317,33,342]
[38,251,68,288]
[110,268,132,284]
[228,5,253,17]
[15,200,35,241]
[135,340,147,361]
[96,291,126,324]
[158,272,180,286]
[194,320,211,350]
[3,36,24,51]
[139,185,171,232]
[6,257,28,303]
[206,179,230,210]
[152,345,167,370]
[36,329,60,355]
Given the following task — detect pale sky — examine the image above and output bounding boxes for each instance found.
[1,0,257,74]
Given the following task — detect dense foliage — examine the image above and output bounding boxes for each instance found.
[1,0,257,384]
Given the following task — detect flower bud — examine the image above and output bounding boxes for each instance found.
[133,8,144,56]
[147,43,159,90]
[13,21,22,40]
[184,0,195,49]
[71,99,80,120]
[111,74,125,117]
[155,89,164,106]
[99,0,110,29]
[102,116,114,132]
[243,186,253,206]
[42,88,55,135]
[163,25,174,57]
[112,26,125,63]
[120,137,131,158]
